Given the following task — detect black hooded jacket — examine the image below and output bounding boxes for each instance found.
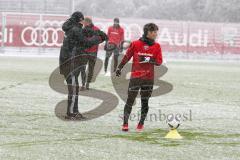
[59,13,107,75]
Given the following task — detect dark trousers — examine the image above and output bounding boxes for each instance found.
[85,53,97,83]
[63,51,87,115]
[123,78,154,125]
[80,67,86,87]
[64,70,81,115]
[104,47,119,72]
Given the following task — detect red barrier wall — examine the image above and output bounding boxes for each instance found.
[0,13,240,54]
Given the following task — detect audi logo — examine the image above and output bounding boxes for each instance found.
[21,26,63,47]
[20,21,142,47]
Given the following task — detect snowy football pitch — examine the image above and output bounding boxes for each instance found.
[0,55,240,160]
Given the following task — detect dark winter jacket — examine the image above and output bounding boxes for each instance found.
[59,15,107,76]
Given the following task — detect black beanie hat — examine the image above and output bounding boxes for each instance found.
[71,11,84,23]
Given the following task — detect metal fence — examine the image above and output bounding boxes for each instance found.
[0,0,75,14]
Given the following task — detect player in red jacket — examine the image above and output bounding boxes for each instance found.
[81,17,101,90]
[116,23,163,132]
[104,18,124,75]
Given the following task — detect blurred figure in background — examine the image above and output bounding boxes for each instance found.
[82,17,101,90]
[104,18,124,76]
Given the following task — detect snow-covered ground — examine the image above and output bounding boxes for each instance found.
[1,47,240,61]
[0,52,240,160]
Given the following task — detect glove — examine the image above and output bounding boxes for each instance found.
[139,56,156,64]
[149,58,156,64]
[116,68,122,77]
[139,56,150,63]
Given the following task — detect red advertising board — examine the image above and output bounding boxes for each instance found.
[0,13,240,54]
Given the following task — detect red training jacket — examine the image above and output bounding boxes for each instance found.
[85,25,100,53]
[107,26,124,47]
[120,40,163,80]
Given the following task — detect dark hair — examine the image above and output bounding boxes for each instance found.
[143,23,159,35]
[114,18,120,23]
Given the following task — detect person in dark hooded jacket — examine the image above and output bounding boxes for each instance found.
[59,11,107,120]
